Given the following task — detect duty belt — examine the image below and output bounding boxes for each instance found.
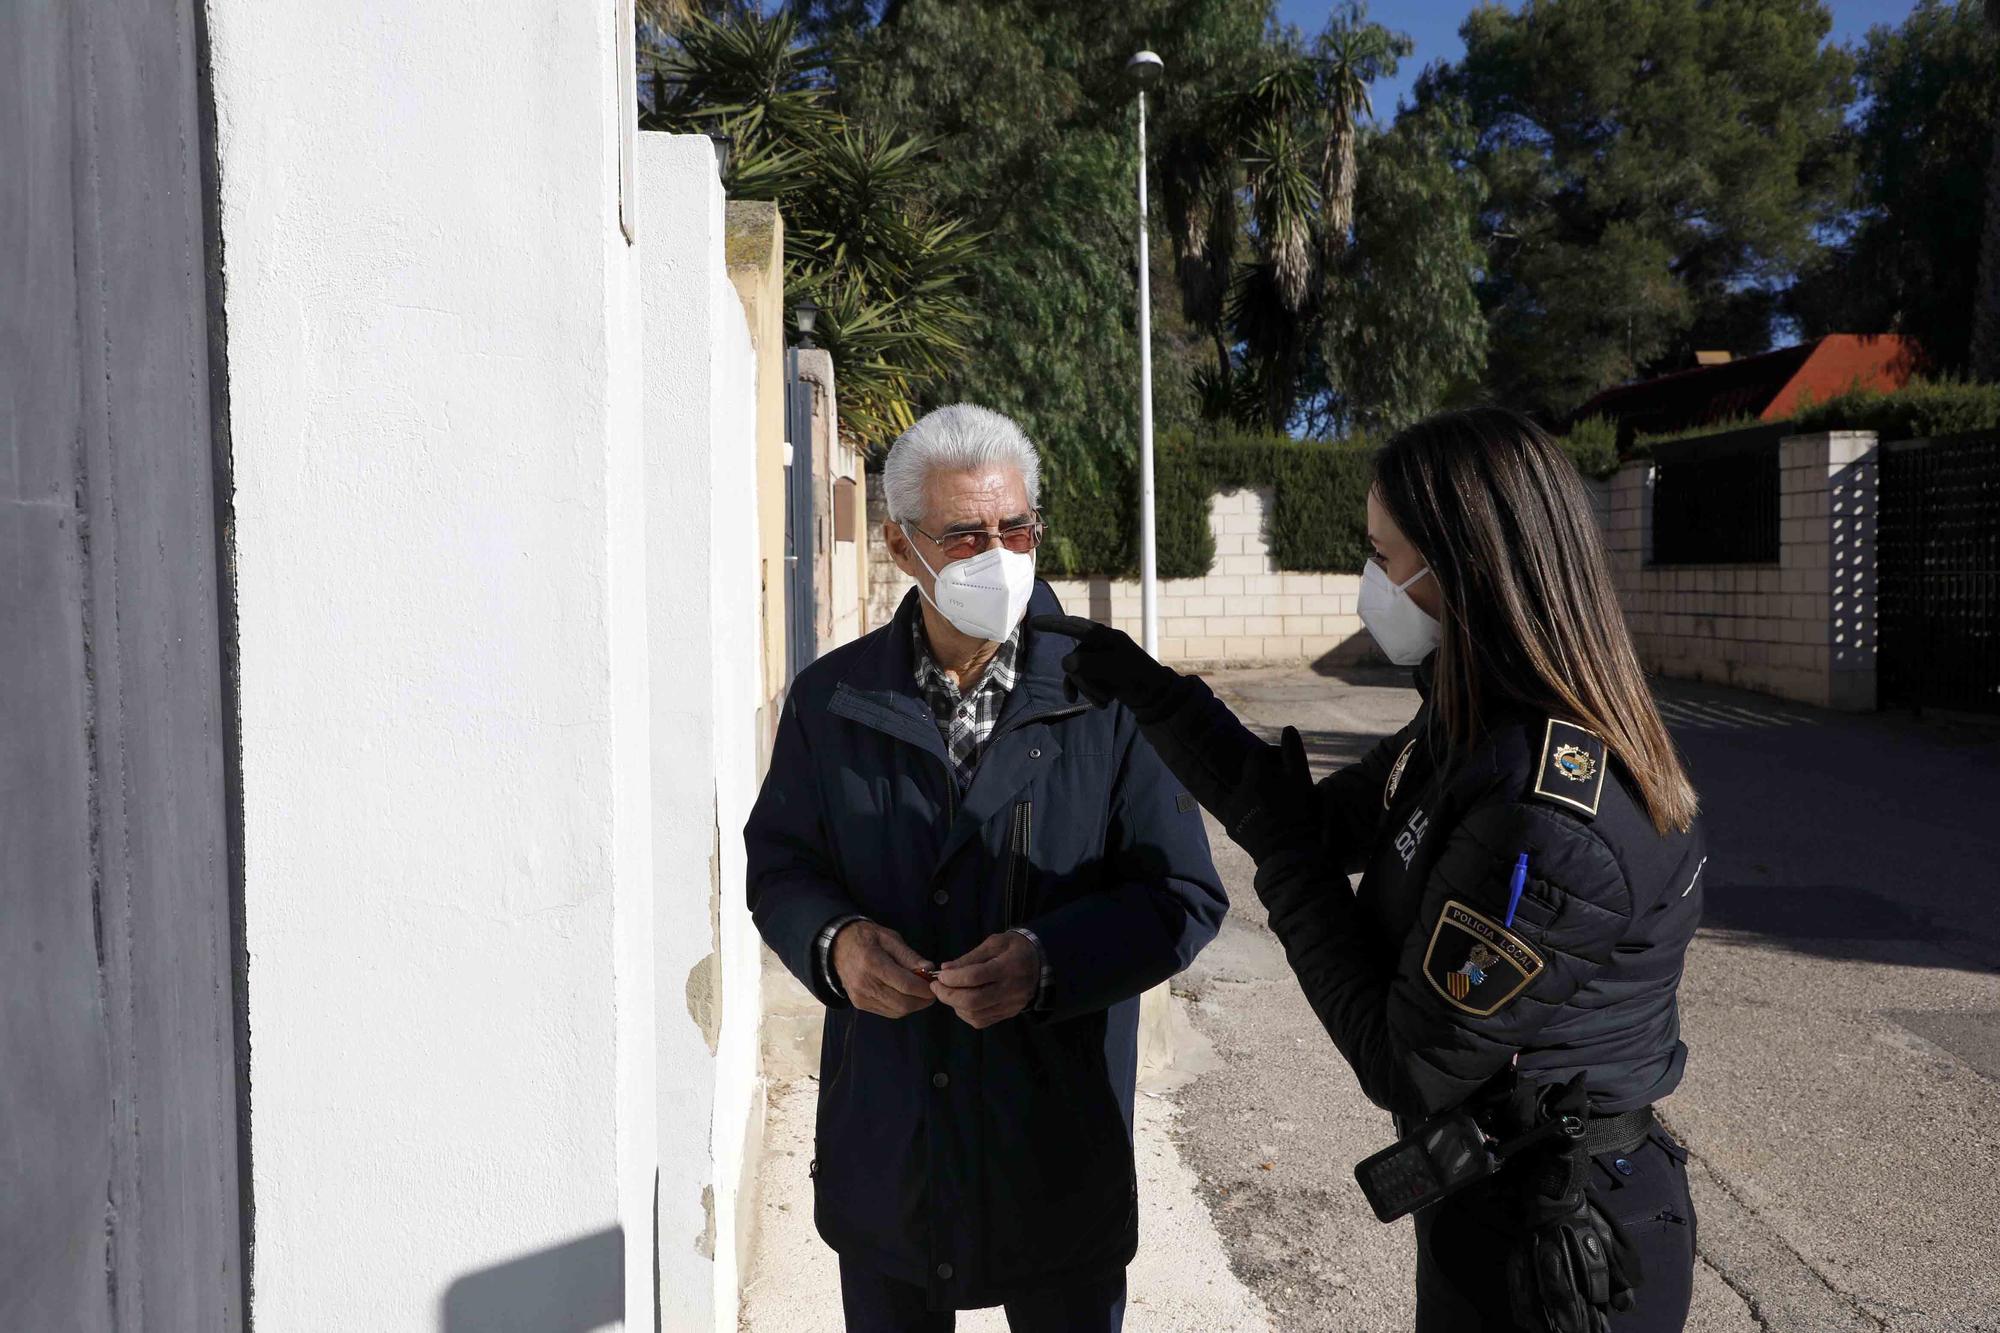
[1361,1104,1657,1224]
[1576,1107,1653,1157]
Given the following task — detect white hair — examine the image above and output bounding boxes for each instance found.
[882,403,1042,525]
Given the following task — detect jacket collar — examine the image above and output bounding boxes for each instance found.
[1413,651,1437,700]
[840,580,1071,701]
[827,580,1080,756]
[828,581,1089,870]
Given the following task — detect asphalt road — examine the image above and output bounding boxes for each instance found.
[1165,666,2000,1333]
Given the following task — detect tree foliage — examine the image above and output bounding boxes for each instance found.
[1788,1,1997,377]
[1429,0,1856,417]
[642,10,981,446]
[808,0,1274,571]
[1161,3,1466,434]
[1312,100,1487,436]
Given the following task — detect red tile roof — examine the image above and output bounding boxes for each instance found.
[1572,334,1923,442]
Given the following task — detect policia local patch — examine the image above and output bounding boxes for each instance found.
[1422,901,1545,1017]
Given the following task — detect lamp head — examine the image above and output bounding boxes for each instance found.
[794,299,820,347]
[1127,50,1164,86]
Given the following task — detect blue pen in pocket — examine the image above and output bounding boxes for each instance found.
[1504,852,1529,927]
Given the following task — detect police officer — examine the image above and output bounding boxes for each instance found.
[1034,406,1704,1332]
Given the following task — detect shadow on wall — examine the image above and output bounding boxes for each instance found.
[440,1227,624,1333]
[1310,629,1386,675]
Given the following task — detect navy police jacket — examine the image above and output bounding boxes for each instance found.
[1150,658,1702,1123]
[744,584,1225,1307]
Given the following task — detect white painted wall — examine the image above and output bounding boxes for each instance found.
[638,135,767,1330]
[210,0,658,1326]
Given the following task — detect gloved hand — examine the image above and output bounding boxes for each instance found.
[1028,614,1181,720]
[1223,725,1321,863]
[1507,1200,1642,1333]
[1506,1076,1644,1333]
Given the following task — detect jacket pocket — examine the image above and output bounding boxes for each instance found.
[1003,799,1033,926]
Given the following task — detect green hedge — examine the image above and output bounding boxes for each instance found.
[1631,377,2000,454]
[1559,415,1623,480]
[1789,376,2000,438]
[1039,430,1377,578]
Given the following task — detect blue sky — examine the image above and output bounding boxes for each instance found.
[1272,0,1929,123]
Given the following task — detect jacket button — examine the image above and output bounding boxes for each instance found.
[931,1072,949,1089]
[932,889,950,905]
[936,1263,954,1280]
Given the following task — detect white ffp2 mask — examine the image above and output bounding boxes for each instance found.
[1359,561,1441,666]
[903,530,1037,643]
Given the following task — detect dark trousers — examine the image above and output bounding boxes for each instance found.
[1414,1125,1696,1332]
[837,1256,1127,1333]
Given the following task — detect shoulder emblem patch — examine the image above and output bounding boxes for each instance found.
[1530,719,1608,818]
[1383,737,1419,810]
[1422,900,1545,1017]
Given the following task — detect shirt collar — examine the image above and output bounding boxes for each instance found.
[912,615,1022,698]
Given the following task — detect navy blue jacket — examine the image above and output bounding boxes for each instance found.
[745,584,1226,1307]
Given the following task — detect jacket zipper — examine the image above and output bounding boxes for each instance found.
[1003,800,1033,925]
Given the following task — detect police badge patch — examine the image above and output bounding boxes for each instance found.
[1530,719,1609,818]
[1422,900,1545,1017]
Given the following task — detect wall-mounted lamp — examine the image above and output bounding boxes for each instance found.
[794,299,820,348]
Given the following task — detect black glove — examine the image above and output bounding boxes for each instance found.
[1222,725,1321,863]
[1029,615,1181,720]
[1506,1076,1644,1333]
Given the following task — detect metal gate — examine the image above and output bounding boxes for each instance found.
[1878,430,2000,713]
[783,348,818,685]
[4,0,248,1326]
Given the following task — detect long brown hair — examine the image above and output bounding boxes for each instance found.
[1372,407,1698,834]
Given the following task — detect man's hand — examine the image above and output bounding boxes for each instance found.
[1028,615,1180,720]
[830,921,937,1019]
[931,932,1041,1030]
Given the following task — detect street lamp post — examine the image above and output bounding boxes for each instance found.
[1128,49,1164,657]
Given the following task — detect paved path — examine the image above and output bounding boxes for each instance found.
[1172,666,2000,1333]
[739,1073,1277,1331]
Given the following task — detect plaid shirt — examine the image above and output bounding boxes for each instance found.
[911,615,1021,790]
[816,615,1050,1006]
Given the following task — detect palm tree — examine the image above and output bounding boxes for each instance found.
[1972,0,2000,381]
[1162,4,1407,431]
[635,0,691,28]
[646,10,980,448]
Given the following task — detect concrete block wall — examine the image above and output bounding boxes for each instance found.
[1604,432,1878,710]
[865,477,1373,666]
[865,467,911,632]
[1044,488,1371,666]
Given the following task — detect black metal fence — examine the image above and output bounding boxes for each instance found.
[1647,425,1786,566]
[1878,429,2000,714]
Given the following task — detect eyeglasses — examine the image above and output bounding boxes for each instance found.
[903,515,1046,561]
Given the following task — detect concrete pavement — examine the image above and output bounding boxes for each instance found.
[738,1068,1277,1331]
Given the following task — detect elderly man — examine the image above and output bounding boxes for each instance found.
[745,404,1225,1331]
